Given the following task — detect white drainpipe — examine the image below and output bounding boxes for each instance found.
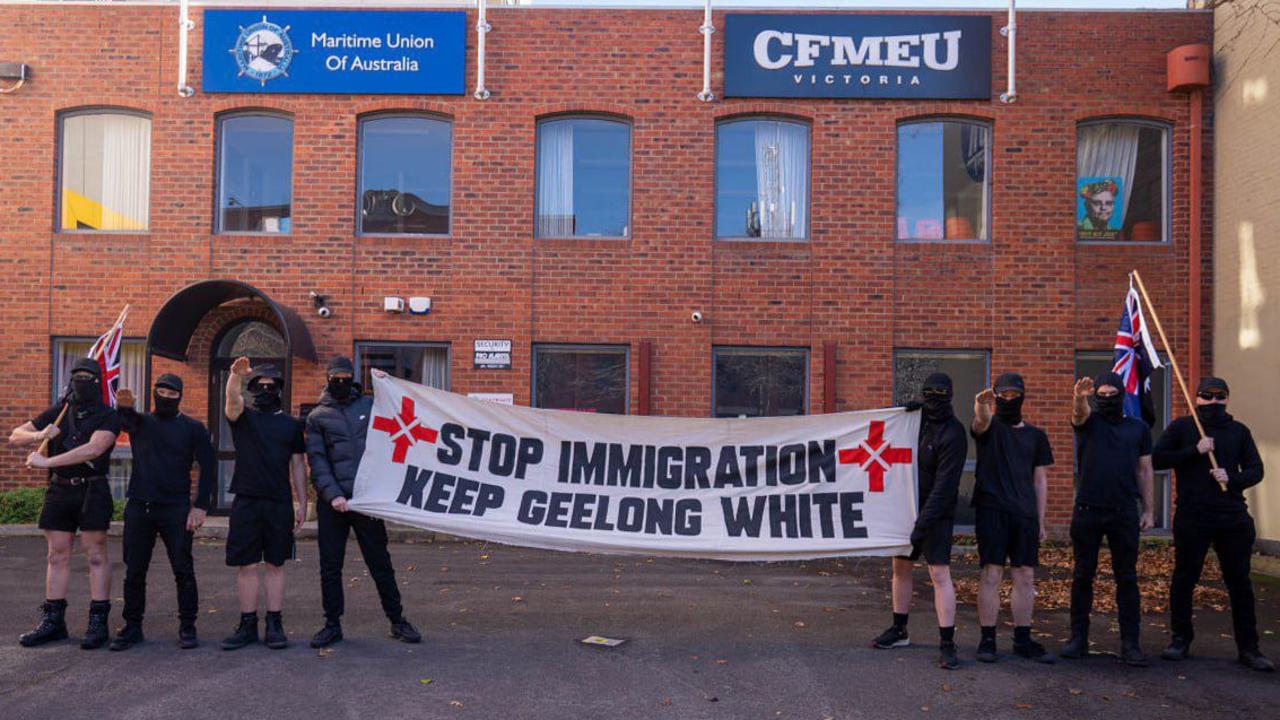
[697,0,714,102]
[177,0,194,97]
[1000,0,1017,103]
[475,0,491,100]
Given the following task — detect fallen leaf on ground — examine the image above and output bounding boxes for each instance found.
[449,699,464,708]
[419,678,433,685]
[715,659,729,665]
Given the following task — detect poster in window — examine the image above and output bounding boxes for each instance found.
[1077,176,1124,240]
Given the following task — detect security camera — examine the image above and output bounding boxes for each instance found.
[310,291,331,318]
[317,306,332,318]
[691,310,704,324]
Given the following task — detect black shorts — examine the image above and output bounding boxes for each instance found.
[975,504,1040,568]
[38,480,113,533]
[226,496,294,567]
[901,522,954,566]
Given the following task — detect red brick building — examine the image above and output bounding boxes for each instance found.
[0,3,1214,529]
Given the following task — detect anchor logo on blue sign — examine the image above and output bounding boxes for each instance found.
[230,15,296,85]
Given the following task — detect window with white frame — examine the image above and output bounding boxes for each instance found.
[897,119,990,241]
[59,110,151,232]
[535,117,631,238]
[217,112,294,233]
[716,118,810,240]
[1076,120,1169,242]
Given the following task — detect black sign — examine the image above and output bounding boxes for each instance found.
[724,14,992,100]
[474,339,512,370]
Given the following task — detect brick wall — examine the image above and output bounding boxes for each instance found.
[0,6,1214,529]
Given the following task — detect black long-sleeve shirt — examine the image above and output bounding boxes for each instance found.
[916,416,967,527]
[1153,415,1264,518]
[118,406,217,511]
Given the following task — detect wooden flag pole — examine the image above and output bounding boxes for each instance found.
[36,305,130,458]
[1129,271,1225,491]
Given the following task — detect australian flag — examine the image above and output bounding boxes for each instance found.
[1112,280,1163,427]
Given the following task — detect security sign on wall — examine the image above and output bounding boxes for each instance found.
[474,340,513,370]
[202,10,466,94]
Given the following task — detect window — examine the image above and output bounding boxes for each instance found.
[896,120,989,241]
[358,115,453,235]
[355,342,450,391]
[716,118,810,240]
[217,113,293,233]
[59,111,151,231]
[713,347,808,418]
[893,349,989,525]
[1075,352,1172,528]
[1076,120,1169,242]
[533,345,628,414]
[535,117,631,238]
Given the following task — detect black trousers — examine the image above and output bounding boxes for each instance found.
[317,500,403,624]
[121,500,198,625]
[1069,504,1141,641]
[1170,510,1258,651]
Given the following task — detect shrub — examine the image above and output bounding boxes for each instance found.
[0,487,47,524]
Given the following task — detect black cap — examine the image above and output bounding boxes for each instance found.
[993,372,1025,393]
[71,358,101,378]
[922,372,953,395]
[1197,377,1230,396]
[156,373,184,394]
[249,364,282,385]
[326,356,355,378]
[1094,371,1125,393]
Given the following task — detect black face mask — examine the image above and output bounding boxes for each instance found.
[995,395,1024,425]
[1094,393,1124,422]
[327,377,354,401]
[1197,403,1231,428]
[922,393,954,422]
[71,377,101,405]
[153,391,181,419]
[250,384,283,413]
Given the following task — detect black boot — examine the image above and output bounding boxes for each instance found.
[221,613,259,651]
[938,641,960,670]
[81,600,111,650]
[1238,648,1277,673]
[178,621,199,650]
[390,617,422,644]
[1121,640,1150,667]
[109,622,144,652]
[264,611,288,650]
[19,600,69,647]
[1060,632,1089,660]
[1161,636,1191,661]
[311,620,343,648]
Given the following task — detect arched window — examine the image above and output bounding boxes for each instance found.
[1076,119,1169,242]
[358,114,453,235]
[715,117,810,240]
[535,116,631,238]
[896,119,990,241]
[216,112,294,233]
[58,109,151,232]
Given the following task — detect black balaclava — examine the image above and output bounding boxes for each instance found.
[70,358,103,405]
[1093,371,1126,423]
[993,372,1025,425]
[921,372,955,423]
[153,373,183,419]
[248,365,284,414]
[1196,377,1232,428]
[326,356,356,402]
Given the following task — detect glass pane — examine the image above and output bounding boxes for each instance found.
[893,349,988,526]
[536,118,630,238]
[359,116,452,234]
[218,114,293,233]
[356,344,449,391]
[716,120,810,239]
[896,121,988,241]
[1076,123,1167,242]
[534,346,628,414]
[216,321,285,358]
[713,348,807,418]
[60,113,151,231]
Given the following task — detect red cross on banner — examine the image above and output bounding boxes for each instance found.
[372,396,439,464]
[838,420,913,492]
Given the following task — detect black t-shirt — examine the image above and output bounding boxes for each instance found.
[972,419,1054,519]
[1073,414,1152,510]
[228,409,305,501]
[32,401,122,479]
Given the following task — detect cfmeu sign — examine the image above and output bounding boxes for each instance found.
[724,14,992,100]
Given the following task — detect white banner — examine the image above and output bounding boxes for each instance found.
[349,371,920,561]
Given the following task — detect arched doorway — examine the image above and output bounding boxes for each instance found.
[209,319,287,510]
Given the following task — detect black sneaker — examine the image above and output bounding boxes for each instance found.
[311,621,343,648]
[221,613,259,651]
[1060,634,1089,660]
[178,623,199,650]
[871,625,910,649]
[81,600,111,650]
[1161,637,1191,662]
[939,641,960,670]
[19,600,69,648]
[109,622,144,652]
[976,636,998,663]
[1238,648,1276,673]
[1013,639,1056,664]
[264,612,288,650]
[390,618,422,644]
[1121,642,1150,667]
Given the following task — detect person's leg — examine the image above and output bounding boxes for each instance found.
[351,512,403,623]
[120,502,157,626]
[977,564,1003,627]
[1168,513,1211,649]
[81,531,111,602]
[1108,510,1143,646]
[891,557,914,615]
[1068,507,1104,643]
[1010,565,1035,628]
[263,563,285,612]
[316,501,351,624]
[1212,516,1259,654]
[237,565,260,613]
[928,564,956,628]
[156,505,199,627]
[44,530,75,600]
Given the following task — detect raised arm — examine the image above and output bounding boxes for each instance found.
[972,388,995,436]
[225,356,251,423]
[1071,376,1094,427]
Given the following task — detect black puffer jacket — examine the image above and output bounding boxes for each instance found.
[305,387,373,503]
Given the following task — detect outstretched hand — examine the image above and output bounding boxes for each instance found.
[1073,377,1095,399]
[231,356,252,377]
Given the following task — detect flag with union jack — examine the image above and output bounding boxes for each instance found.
[1112,279,1163,427]
[85,311,127,406]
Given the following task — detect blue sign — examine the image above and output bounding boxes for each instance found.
[724,14,991,100]
[202,10,465,95]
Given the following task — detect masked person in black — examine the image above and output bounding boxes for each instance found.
[872,373,966,669]
[9,358,121,649]
[971,372,1055,664]
[107,374,217,651]
[221,358,308,651]
[1060,372,1154,666]
[1154,377,1273,672]
[306,356,421,648]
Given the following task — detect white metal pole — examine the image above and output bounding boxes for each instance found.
[697,0,714,102]
[475,0,491,100]
[1000,0,1016,103]
[177,0,194,97]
